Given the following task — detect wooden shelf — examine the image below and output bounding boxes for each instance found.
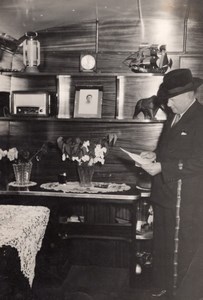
[0,116,165,123]
[0,71,164,77]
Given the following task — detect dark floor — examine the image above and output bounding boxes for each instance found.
[0,246,154,300]
[33,264,153,300]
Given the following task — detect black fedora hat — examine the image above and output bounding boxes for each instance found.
[157,68,203,99]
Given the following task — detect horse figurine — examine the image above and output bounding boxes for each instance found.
[133,95,169,120]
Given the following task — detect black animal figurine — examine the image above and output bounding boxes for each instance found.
[133,95,169,120]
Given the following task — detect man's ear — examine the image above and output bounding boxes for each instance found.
[184,90,194,99]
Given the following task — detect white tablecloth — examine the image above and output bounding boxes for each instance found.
[0,205,50,287]
[40,181,131,194]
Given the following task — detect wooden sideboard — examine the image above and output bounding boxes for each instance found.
[0,184,141,287]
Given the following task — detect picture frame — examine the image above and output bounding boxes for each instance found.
[74,86,103,118]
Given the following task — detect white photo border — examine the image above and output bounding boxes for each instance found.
[74,86,103,118]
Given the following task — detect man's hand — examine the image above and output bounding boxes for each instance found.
[141,162,162,176]
[140,151,156,162]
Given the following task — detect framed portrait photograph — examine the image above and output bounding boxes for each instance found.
[74,86,103,118]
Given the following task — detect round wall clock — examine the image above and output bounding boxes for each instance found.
[80,54,96,72]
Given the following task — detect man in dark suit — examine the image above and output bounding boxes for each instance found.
[139,69,203,299]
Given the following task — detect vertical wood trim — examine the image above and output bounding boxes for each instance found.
[116,76,125,119]
[0,75,11,92]
[183,0,191,53]
[57,75,72,118]
[96,19,99,54]
[137,0,142,20]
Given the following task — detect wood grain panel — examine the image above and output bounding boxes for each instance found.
[39,51,80,73]
[97,53,179,75]
[12,21,96,73]
[12,47,181,75]
[96,53,131,74]
[99,18,184,52]
[39,21,96,51]
[180,56,203,104]
[7,120,163,185]
[0,75,11,92]
[117,75,164,119]
[32,51,136,73]
[0,120,9,147]
[10,18,185,74]
[139,0,188,20]
[38,51,180,75]
[12,49,181,75]
[12,49,80,74]
[180,57,203,77]
[10,75,57,92]
[188,0,203,21]
[188,1,203,53]
[187,21,203,53]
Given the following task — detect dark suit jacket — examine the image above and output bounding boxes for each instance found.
[151,100,203,210]
[150,100,203,296]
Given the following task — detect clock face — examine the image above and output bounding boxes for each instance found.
[80,54,96,71]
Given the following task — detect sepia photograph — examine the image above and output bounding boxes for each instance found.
[0,1,203,300]
[74,87,103,118]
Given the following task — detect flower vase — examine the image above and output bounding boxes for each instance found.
[13,162,33,185]
[77,165,94,187]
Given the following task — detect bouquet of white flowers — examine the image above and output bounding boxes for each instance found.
[0,143,48,163]
[57,134,117,167]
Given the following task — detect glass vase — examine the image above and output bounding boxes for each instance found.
[13,162,33,185]
[77,165,94,187]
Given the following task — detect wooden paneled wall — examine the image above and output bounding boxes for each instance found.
[0,119,163,186]
[9,16,203,101]
[0,16,203,187]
